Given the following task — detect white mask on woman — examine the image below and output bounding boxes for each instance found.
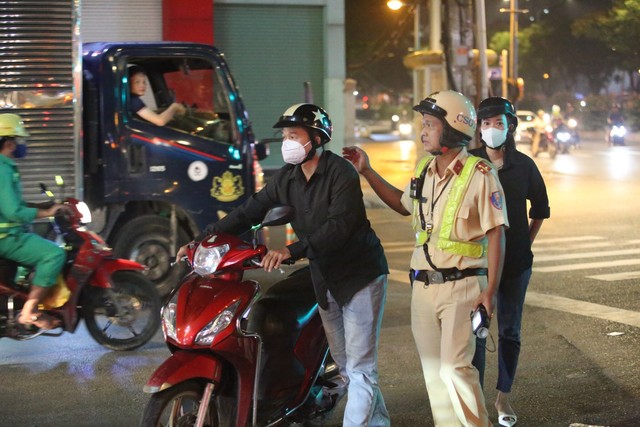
[481,127,508,149]
[281,139,311,164]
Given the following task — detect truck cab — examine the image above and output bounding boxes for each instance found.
[82,42,267,294]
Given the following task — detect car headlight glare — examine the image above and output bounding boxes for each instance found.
[195,301,240,345]
[193,243,230,276]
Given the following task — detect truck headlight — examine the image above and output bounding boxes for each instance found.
[193,243,230,276]
[195,300,240,345]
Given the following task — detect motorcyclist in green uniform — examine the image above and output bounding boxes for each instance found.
[0,113,66,330]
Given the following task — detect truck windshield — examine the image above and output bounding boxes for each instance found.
[129,57,235,145]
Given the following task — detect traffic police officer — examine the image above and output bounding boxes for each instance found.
[343,90,508,426]
[0,113,66,330]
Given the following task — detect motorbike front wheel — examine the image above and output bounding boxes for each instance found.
[140,380,219,427]
[83,271,161,351]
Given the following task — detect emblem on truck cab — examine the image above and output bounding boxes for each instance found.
[210,171,244,202]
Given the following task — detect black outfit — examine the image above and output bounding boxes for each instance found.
[470,142,550,391]
[130,95,145,116]
[201,150,388,309]
[469,144,550,278]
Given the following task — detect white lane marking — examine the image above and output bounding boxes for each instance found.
[533,258,640,273]
[534,248,640,263]
[535,241,633,252]
[586,271,640,281]
[525,292,640,328]
[533,236,604,245]
[389,268,640,328]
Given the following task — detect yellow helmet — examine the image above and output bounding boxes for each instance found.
[413,90,477,147]
[0,113,29,137]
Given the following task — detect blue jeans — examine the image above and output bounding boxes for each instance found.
[472,268,532,392]
[318,275,390,427]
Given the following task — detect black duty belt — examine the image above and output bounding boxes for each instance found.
[411,268,488,285]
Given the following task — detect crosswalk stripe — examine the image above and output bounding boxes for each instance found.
[533,236,603,245]
[586,271,640,281]
[525,292,640,328]
[536,241,636,252]
[534,248,640,263]
[388,269,640,327]
[534,258,640,273]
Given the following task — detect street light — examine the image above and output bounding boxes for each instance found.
[386,1,420,52]
[499,0,528,103]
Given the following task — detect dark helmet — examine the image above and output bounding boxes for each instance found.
[413,90,477,148]
[273,103,333,144]
[477,96,518,133]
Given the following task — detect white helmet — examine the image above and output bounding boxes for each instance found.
[413,90,477,147]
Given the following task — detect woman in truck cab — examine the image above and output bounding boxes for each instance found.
[128,65,186,126]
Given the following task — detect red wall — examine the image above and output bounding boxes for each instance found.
[162,0,214,44]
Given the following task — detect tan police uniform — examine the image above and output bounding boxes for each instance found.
[400,148,509,427]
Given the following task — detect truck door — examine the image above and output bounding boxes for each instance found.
[113,55,253,217]
[103,53,257,296]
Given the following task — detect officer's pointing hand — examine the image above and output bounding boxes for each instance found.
[343,146,371,175]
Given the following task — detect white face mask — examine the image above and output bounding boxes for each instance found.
[281,139,311,164]
[481,127,508,148]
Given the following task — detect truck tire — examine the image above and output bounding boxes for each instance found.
[111,215,189,296]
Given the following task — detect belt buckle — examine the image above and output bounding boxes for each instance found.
[427,271,445,284]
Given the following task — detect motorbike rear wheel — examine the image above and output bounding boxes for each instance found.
[83,271,161,351]
[140,380,219,427]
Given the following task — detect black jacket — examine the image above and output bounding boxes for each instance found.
[201,150,389,308]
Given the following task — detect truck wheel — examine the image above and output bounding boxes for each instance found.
[111,215,189,296]
[140,380,220,427]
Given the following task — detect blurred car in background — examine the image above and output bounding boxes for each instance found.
[515,110,537,144]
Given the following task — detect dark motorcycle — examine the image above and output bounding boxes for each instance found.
[0,197,161,350]
[531,125,558,159]
[140,206,343,427]
[552,119,579,154]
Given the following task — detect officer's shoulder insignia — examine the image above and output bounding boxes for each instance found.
[475,160,492,175]
[452,160,464,175]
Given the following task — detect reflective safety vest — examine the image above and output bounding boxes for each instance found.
[0,222,21,239]
[412,155,488,258]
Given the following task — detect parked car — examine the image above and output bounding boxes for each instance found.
[515,110,537,144]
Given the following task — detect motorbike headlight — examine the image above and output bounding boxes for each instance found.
[568,118,577,128]
[76,202,92,224]
[557,131,571,142]
[161,293,179,342]
[195,300,240,346]
[193,243,230,276]
[398,122,413,136]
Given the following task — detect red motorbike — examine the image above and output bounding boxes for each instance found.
[0,197,161,350]
[140,206,343,427]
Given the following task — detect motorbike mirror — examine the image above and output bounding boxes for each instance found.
[261,206,295,227]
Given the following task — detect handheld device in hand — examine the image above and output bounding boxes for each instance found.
[471,304,490,339]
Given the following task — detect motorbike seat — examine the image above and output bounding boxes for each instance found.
[0,258,18,286]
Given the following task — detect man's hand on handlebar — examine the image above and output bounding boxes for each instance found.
[261,247,292,272]
[176,244,189,262]
[36,203,66,219]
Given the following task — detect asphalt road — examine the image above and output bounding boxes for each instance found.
[1,131,640,426]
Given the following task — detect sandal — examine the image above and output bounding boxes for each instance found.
[18,312,61,331]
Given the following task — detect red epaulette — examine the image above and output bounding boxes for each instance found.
[475,160,493,175]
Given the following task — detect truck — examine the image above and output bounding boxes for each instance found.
[0,3,268,295]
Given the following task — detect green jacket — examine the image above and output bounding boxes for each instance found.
[0,154,37,238]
